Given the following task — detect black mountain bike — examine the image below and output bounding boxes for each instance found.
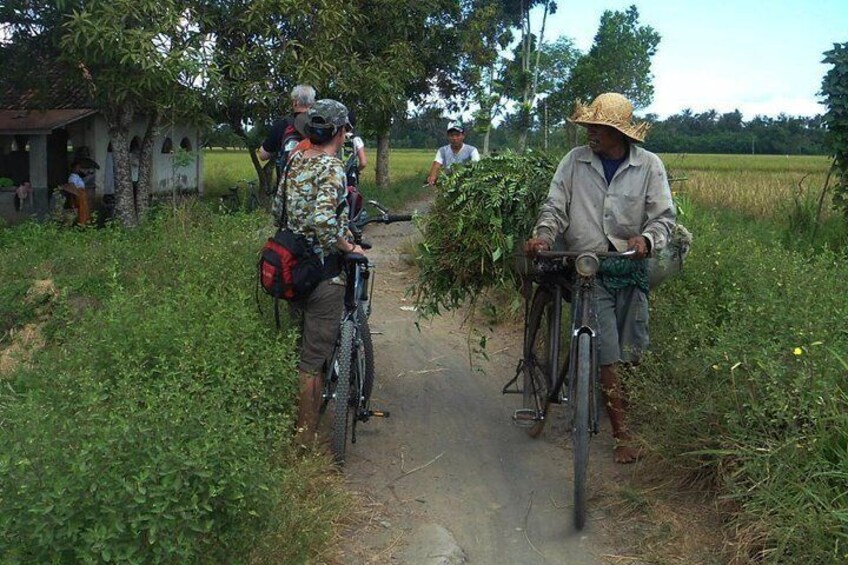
[320,200,413,464]
[504,247,635,530]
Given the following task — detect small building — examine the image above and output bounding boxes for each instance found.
[0,77,204,226]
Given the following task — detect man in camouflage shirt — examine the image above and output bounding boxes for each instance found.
[274,99,365,442]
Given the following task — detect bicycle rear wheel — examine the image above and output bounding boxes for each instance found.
[573,332,591,530]
[331,319,356,464]
[522,287,557,437]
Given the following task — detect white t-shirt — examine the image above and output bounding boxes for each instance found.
[68,172,85,188]
[434,144,480,169]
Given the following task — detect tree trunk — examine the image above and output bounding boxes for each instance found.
[376,132,391,189]
[483,127,491,156]
[107,105,137,227]
[136,111,159,220]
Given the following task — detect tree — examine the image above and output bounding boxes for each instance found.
[198,0,353,195]
[339,0,464,189]
[58,0,209,227]
[821,41,848,221]
[545,5,660,124]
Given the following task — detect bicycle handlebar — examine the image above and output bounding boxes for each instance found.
[536,249,636,260]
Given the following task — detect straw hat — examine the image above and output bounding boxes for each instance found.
[568,93,650,143]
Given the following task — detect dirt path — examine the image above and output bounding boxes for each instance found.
[330,211,657,565]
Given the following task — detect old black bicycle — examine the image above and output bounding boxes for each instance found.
[219,179,262,214]
[320,200,413,464]
[504,247,636,530]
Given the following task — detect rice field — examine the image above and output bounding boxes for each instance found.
[661,153,832,220]
[204,149,834,220]
[203,148,433,197]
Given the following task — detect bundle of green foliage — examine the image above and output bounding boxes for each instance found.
[413,152,556,317]
[0,206,347,563]
[631,205,848,562]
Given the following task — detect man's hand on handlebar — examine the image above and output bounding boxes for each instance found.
[524,238,550,258]
[626,235,649,260]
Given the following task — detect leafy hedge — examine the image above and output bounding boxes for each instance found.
[412,152,556,317]
[0,206,346,563]
[633,208,848,562]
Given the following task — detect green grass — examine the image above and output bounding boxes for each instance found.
[658,153,832,174]
[203,148,434,211]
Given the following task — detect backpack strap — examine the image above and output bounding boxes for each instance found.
[278,152,298,228]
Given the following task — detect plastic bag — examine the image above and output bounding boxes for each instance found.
[648,224,692,289]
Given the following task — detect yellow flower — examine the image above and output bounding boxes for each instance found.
[793,347,803,356]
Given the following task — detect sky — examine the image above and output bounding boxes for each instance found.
[531,0,848,119]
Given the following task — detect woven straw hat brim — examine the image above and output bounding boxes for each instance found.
[568,100,650,143]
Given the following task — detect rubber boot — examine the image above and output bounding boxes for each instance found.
[295,369,323,445]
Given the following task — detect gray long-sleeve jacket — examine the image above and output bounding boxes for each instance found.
[533,144,676,254]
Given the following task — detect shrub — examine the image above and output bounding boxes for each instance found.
[0,204,346,562]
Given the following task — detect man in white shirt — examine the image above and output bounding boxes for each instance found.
[426,122,480,185]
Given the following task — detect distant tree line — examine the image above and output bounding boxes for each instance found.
[376,107,829,156]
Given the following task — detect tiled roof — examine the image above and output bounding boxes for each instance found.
[0,58,94,110]
[0,109,98,134]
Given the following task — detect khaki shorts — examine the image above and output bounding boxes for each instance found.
[289,278,345,373]
[593,281,649,366]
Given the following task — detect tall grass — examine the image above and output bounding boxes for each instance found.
[633,203,848,563]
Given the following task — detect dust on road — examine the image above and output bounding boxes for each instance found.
[335,216,639,565]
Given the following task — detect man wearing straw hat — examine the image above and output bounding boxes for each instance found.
[525,93,676,464]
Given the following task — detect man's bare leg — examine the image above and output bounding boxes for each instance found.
[600,363,641,464]
[295,369,323,445]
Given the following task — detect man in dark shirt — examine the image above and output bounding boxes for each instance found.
[257,84,316,169]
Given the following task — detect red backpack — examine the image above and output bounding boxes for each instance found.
[258,229,322,301]
[256,156,324,327]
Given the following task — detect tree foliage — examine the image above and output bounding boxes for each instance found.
[199,0,354,194]
[644,110,827,155]
[545,5,659,124]
[821,41,848,219]
[338,0,464,189]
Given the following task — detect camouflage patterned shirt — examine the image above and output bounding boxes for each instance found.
[274,151,348,255]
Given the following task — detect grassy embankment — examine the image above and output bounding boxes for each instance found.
[630,153,848,563]
[0,148,433,562]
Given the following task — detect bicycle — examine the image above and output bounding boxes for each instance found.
[320,200,413,464]
[219,179,262,213]
[503,246,636,530]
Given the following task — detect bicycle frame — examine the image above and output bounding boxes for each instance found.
[537,249,635,423]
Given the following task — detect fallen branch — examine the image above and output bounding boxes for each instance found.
[388,451,445,485]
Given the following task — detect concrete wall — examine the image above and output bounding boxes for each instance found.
[1,113,203,225]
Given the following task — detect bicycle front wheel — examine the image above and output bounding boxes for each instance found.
[331,319,356,464]
[573,332,591,530]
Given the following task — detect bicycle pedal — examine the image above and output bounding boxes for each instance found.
[513,409,542,427]
[369,410,390,418]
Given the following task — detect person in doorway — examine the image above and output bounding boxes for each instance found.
[64,160,92,224]
[524,93,676,464]
[14,181,32,211]
[274,99,365,444]
[425,122,480,186]
[68,160,86,189]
